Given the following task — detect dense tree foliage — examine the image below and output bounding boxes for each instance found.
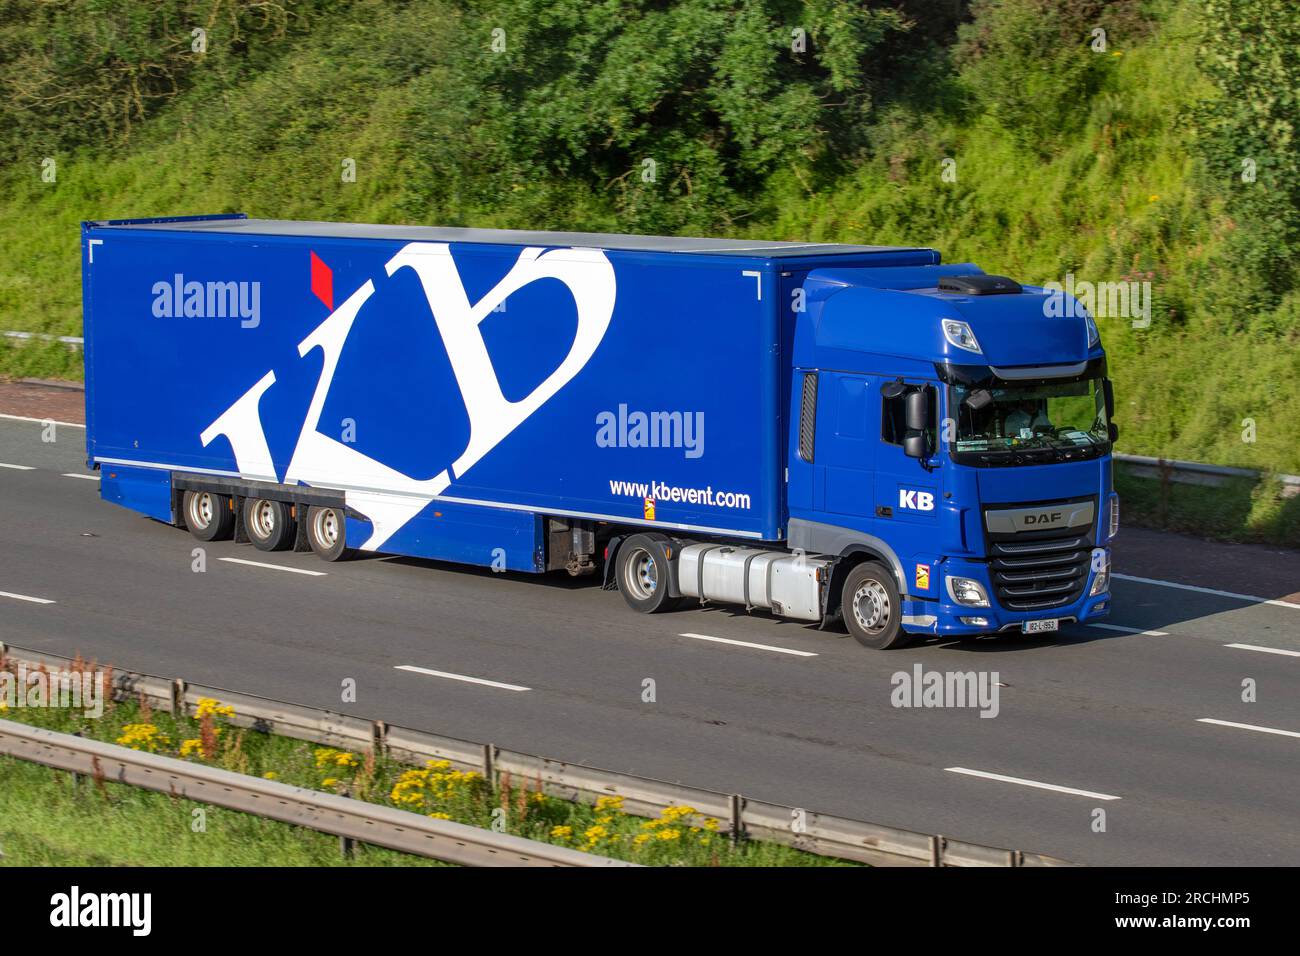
[0,0,1297,484]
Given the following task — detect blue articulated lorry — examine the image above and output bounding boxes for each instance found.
[80,214,1119,649]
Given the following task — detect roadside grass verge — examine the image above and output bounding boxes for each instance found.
[0,755,442,867]
[1115,468,1300,548]
[0,677,848,867]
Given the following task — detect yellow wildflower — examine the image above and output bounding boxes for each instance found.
[116,723,168,752]
[194,697,235,720]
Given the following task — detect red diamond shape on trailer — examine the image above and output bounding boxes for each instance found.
[310,251,333,310]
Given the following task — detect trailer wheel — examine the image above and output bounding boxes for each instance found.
[842,562,909,649]
[243,497,295,552]
[615,534,680,613]
[183,490,234,541]
[305,505,352,561]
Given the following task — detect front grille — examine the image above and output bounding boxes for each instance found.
[988,529,1092,611]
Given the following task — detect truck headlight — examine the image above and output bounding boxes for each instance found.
[947,576,990,607]
[1089,549,1111,596]
[1108,495,1120,540]
[941,319,983,354]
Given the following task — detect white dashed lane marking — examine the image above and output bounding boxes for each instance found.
[0,590,56,605]
[1224,643,1300,658]
[945,767,1122,800]
[677,632,818,657]
[1114,573,1300,611]
[218,557,327,577]
[394,665,531,692]
[1087,623,1169,637]
[1197,718,1300,740]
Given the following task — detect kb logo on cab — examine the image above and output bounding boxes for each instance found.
[899,489,935,512]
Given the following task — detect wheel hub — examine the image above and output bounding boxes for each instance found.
[624,548,658,600]
[250,500,276,538]
[852,580,890,634]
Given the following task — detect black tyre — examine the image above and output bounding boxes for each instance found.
[615,534,681,613]
[305,505,352,561]
[183,490,235,541]
[243,497,295,552]
[842,562,909,649]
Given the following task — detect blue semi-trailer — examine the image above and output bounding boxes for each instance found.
[80,214,1118,649]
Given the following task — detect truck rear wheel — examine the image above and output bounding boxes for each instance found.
[243,497,295,552]
[305,505,352,561]
[183,490,234,541]
[615,534,681,613]
[843,562,909,649]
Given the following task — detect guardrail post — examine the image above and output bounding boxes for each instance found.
[339,787,355,859]
[71,730,83,792]
[929,835,945,867]
[728,794,746,845]
[170,679,186,717]
[371,720,388,757]
[482,743,496,787]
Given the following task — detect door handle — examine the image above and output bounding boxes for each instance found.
[876,505,893,518]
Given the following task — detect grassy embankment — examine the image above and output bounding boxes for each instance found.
[0,666,844,867]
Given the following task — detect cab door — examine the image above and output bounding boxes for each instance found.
[872,381,942,597]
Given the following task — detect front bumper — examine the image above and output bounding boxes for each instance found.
[900,550,1112,636]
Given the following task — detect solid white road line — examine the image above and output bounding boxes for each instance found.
[0,462,35,470]
[1225,642,1300,658]
[0,590,56,605]
[1114,572,1300,610]
[394,665,531,692]
[945,767,1122,800]
[218,557,327,577]
[0,413,84,428]
[1087,623,1169,636]
[1197,718,1300,739]
[61,473,98,481]
[677,632,818,657]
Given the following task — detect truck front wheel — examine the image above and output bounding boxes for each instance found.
[243,497,295,552]
[615,534,681,613]
[842,562,909,649]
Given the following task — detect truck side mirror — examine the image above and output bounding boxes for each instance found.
[904,388,930,432]
[1108,422,1120,443]
[903,433,929,459]
[1102,378,1115,419]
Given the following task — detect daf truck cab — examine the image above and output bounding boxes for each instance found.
[618,265,1117,650]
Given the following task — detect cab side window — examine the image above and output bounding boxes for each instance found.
[881,385,938,452]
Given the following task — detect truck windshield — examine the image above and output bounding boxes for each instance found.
[949,377,1109,465]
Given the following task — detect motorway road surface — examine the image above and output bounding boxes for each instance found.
[0,414,1297,866]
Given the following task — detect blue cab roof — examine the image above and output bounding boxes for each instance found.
[799,264,1100,371]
